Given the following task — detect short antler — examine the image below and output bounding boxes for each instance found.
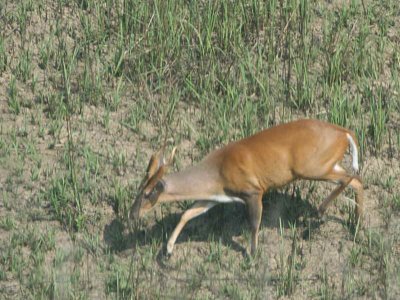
[166,146,177,165]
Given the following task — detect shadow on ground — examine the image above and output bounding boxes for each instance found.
[102,189,332,258]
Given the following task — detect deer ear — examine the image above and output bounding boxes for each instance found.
[144,165,166,196]
[146,149,164,179]
[131,146,174,219]
[131,150,163,219]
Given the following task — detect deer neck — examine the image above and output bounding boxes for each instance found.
[159,163,222,202]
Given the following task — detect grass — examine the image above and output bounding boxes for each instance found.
[0,0,399,298]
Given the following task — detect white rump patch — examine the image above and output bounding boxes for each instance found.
[346,133,359,172]
[208,195,246,204]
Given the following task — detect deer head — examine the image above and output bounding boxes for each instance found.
[130,147,176,220]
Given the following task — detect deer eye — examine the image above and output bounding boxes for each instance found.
[148,188,158,201]
[148,181,164,202]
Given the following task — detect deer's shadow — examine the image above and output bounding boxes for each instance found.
[103,189,337,258]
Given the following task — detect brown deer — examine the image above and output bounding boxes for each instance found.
[130,119,364,255]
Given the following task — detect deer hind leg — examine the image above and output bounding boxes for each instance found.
[318,182,348,217]
[167,201,217,255]
[245,193,263,256]
[348,176,363,220]
[317,164,364,221]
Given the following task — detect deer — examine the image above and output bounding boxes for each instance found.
[130,119,364,256]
